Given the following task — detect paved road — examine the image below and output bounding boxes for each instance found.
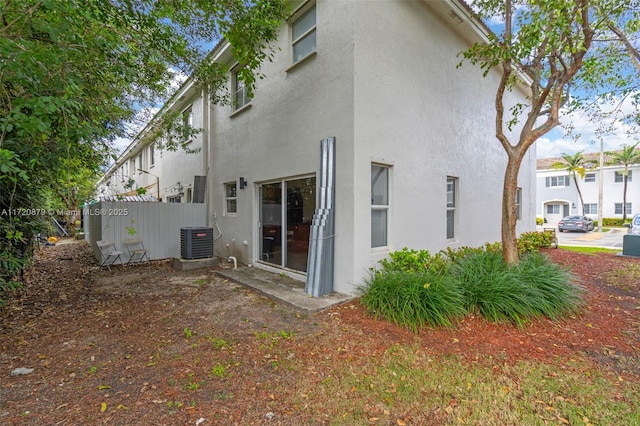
[537,226,626,249]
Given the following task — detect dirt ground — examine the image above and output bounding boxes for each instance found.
[1,240,638,425]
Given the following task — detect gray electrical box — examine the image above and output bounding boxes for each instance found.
[622,234,640,257]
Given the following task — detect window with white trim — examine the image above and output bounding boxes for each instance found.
[615,170,632,182]
[371,164,389,248]
[182,106,193,142]
[583,203,597,214]
[138,152,143,173]
[615,202,632,215]
[546,204,560,214]
[129,158,135,176]
[225,182,237,215]
[447,177,457,239]
[149,143,155,167]
[584,173,596,183]
[292,4,316,64]
[233,67,251,110]
[545,175,570,187]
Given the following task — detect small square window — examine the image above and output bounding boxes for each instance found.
[546,204,560,214]
[584,173,595,183]
[614,202,632,215]
[584,203,597,214]
[292,4,316,64]
[615,170,632,183]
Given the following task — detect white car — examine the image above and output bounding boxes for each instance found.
[627,214,640,235]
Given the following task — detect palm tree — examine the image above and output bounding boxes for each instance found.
[552,151,589,215]
[607,142,640,221]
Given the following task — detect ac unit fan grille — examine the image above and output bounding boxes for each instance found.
[180,227,214,260]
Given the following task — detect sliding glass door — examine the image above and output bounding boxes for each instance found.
[260,177,315,273]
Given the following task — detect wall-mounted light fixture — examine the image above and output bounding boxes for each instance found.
[239,177,248,189]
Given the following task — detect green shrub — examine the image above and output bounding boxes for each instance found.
[451,250,540,327]
[514,254,584,319]
[361,245,583,330]
[360,270,466,330]
[378,247,438,273]
[601,217,632,227]
[517,231,556,253]
[452,250,583,327]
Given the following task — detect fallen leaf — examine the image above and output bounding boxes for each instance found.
[100,402,107,413]
[98,385,111,390]
[396,419,407,426]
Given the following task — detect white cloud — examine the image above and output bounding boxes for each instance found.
[535,96,639,159]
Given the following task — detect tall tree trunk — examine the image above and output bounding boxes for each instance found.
[572,174,585,215]
[502,154,521,265]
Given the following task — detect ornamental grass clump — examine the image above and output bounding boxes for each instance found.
[452,250,584,327]
[513,253,584,319]
[359,270,466,331]
[360,243,584,331]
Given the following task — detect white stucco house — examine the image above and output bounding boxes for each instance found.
[96,0,537,295]
[537,153,640,224]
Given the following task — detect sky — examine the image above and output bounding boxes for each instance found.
[534,97,638,159]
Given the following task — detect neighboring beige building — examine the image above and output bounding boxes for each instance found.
[97,0,536,295]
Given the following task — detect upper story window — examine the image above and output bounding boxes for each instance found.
[292,4,316,64]
[138,152,143,173]
[149,143,155,167]
[182,106,193,142]
[233,68,251,110]
[129,158,135,176]
[615,170,632,183]
[584,173,596,183]
[545,175,570,187]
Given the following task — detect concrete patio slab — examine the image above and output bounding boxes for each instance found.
[216,267,353,314]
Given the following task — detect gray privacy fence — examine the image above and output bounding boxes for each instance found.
[84,201,207,262]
